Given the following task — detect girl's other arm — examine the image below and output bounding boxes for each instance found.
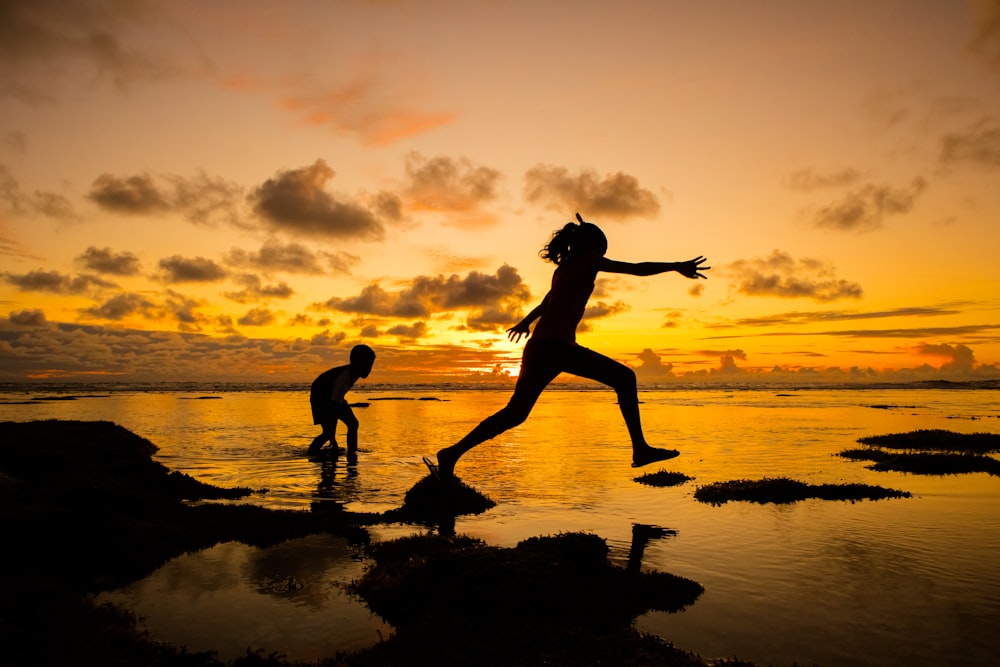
[507,292,550,342]
[597,256,710,279]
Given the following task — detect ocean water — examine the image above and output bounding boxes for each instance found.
[2,384,999,666]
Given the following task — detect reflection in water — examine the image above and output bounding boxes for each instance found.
[98,535,391,662]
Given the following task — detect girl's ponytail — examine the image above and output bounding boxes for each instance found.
[540,221,580,265]
[540,213,606,264]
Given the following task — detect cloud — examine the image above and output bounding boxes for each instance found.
[237,307,277,327]
[83,292,158,321]
[1,269,117,294]
[726,250,863,301]
[1,164,78,220]
[322,264,532,331]
[967,0,1000,71]
[156,255,228,283]
[915,342,976,372]
[714,305,962,328]
[634,348,675,380]
[162,290,208,330]
[0,1,206,102]
[224,274,295,303]
[225,239,358,275]
[784,167,863,190]
[403,152,502,227]
[89,172,169,214]
[88,171,244,224]
[164,172,245,225]
[386,321,428,341]
[250,159,385,240]
[523,165,660,220]
[812,178,927,232]
[278,73,454,146]
[8,308,47,327]
[76,246,141,275]
[940,120,1000,169]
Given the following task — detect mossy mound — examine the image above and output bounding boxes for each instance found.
[400,474,496,519]
[840,429,1000,476]
[348,531,706,666]
[857,429,1000,453]
[694,477,911,505]
[634,470,694,487]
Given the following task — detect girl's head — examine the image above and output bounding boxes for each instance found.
[540,213,608,265]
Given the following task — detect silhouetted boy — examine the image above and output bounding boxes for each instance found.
[309,344,376,453]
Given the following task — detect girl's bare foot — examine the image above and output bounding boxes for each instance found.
[435,447,459,479]
[632,446,680,468]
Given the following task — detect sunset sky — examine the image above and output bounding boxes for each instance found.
[2,0,999,385]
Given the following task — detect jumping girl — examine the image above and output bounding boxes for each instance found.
[424,214,710,479]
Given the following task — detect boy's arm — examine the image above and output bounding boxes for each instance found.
[597,256,710,279]
[507,292,550,342]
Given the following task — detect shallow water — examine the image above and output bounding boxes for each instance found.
[3,386,1000,665]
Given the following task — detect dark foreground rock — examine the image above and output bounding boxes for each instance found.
[0,420,746,667]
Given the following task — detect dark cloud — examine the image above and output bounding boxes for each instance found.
[237,307,277,327]
[634,348,674,379]
[89,171,243,224]
[89,172,169,214]
[323,264,532,331]
[226,239,358,275]
[1,164,78,220]
[940,121,1000,169]
[785,167,862,191]
[404,152,502,226]
[1,269,117,294]
[224,274,295,303]
[523,165,660,220]
[310,329,347,347]
[0,0,204,102]
[386,321,428,341]
[716,306,962,328]
[812,178,927,232]
[727,250,863,301]
[83,292,158,320]
[76,246,141,275]
[163,290,208,330]
[157,255,228,283]
[916,342,976,372]
[8,308,47,327]
[250,159,385,240]
[165,172,244,225]
[967,0,1000,71]
[705,322,1000,341]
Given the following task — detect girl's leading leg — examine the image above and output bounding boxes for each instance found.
[435,340,561,478]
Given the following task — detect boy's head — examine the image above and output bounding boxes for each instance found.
[349,344,376,378]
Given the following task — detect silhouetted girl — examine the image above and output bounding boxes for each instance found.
[425,214,709,479]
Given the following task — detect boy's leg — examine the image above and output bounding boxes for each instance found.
[340,405,360,452]
[309,421,334,452]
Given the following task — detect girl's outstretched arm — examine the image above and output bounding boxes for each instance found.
[507,292,550,342]
[597,256,710,279]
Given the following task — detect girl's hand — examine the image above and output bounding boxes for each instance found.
[507,321,532,343]
[675,256,711,279]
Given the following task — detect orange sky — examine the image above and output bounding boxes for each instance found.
[2,0,999,385]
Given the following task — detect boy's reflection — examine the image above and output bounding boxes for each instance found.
[310,448,360,512]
